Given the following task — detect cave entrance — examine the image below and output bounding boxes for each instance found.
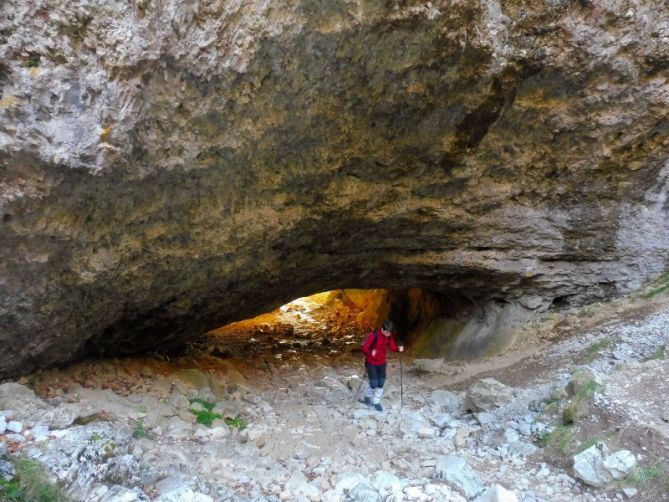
[202,289,390,362]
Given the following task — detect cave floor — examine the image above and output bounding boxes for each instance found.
[3,295,669,501]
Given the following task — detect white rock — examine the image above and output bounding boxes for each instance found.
[430,413,453,428]
[603,450,637,480]
[474,484,519,502]
[430,389,461,412]
[508,441,539,456]
[474,412,496,425]
[503,428,520,443]
[348,480,381,502]
[404,486,423,499]
[156,487,214,502]
[573,444,610,487]
[372,471,401,494]
[189,402,205,412]
[285,471,320,500]
[464,378,514,412]
[6,421,22,433]
[622,487,638,498]
[435,455,485,498]
[31,424,49,442]
[418,426,436,438]
[0,417,6,435]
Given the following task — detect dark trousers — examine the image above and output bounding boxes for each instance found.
[366,363,387,389]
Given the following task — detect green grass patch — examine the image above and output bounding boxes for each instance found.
[626,463,664,485]
[538,424,573,453]
[574,379,601,401]
[89,433,102,442]
[642,273,669,299]
[584,339,610,361]
[645,345,666,361]
[0,459,70,501]
[577,433,614,453]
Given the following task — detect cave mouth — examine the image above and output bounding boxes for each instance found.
[199,289,393,363]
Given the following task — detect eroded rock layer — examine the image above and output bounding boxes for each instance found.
[1,0,668,377]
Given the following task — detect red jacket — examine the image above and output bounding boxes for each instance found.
[361,329,399,365]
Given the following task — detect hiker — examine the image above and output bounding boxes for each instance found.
[361,320,404,411]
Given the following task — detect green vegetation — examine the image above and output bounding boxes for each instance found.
[645,345,665,361]
[539,424,573,453]
[132,420,149,439]
[626,463,664,485]
[138,405,147,413]
[188,399,246,429]
[24,55,41,68]
[543,396,563,415]
[642,272,669,299]
[0,459,70,502]
[584,339,610,361]
[577,434,613,453]
[89,433,102,442]
[563,378,601,425]
[189,399,222,427]
[224,416,247,430]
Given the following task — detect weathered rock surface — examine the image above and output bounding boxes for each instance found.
[1,0,668,376]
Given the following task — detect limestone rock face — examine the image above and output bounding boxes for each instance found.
[1,0,668,377]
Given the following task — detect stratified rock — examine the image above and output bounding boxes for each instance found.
[1,0,668,376]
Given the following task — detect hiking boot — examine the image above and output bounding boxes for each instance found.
[374,403,383,412]
[363,396,372,406]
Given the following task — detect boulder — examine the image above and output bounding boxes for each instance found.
[465,379,515,412]
[430,390,462,413]
[435,455,485,499]
[573,443,637,487]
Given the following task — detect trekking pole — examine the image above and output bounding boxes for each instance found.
[400,351,404,410]
[355,370,367,402]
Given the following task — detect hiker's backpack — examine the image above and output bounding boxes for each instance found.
[364,330,380,352]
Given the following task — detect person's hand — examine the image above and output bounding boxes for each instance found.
[399,346,404,352]
[371,349,377,357]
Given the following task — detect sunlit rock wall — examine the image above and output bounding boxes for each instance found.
[1,0,668,377]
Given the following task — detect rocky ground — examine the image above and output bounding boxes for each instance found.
[1,294,668,502]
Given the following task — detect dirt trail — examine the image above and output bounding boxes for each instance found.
[1,295,668,501]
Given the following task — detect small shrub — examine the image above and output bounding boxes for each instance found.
[224,416,247,430]
[563,380,601,424]
[190,408,223,427]
[89,433,102,442]
[0,458,70,501]
[189,399,221,427]
[626,463,664,485]
[24,55,41,68]
[132,420,149,439]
